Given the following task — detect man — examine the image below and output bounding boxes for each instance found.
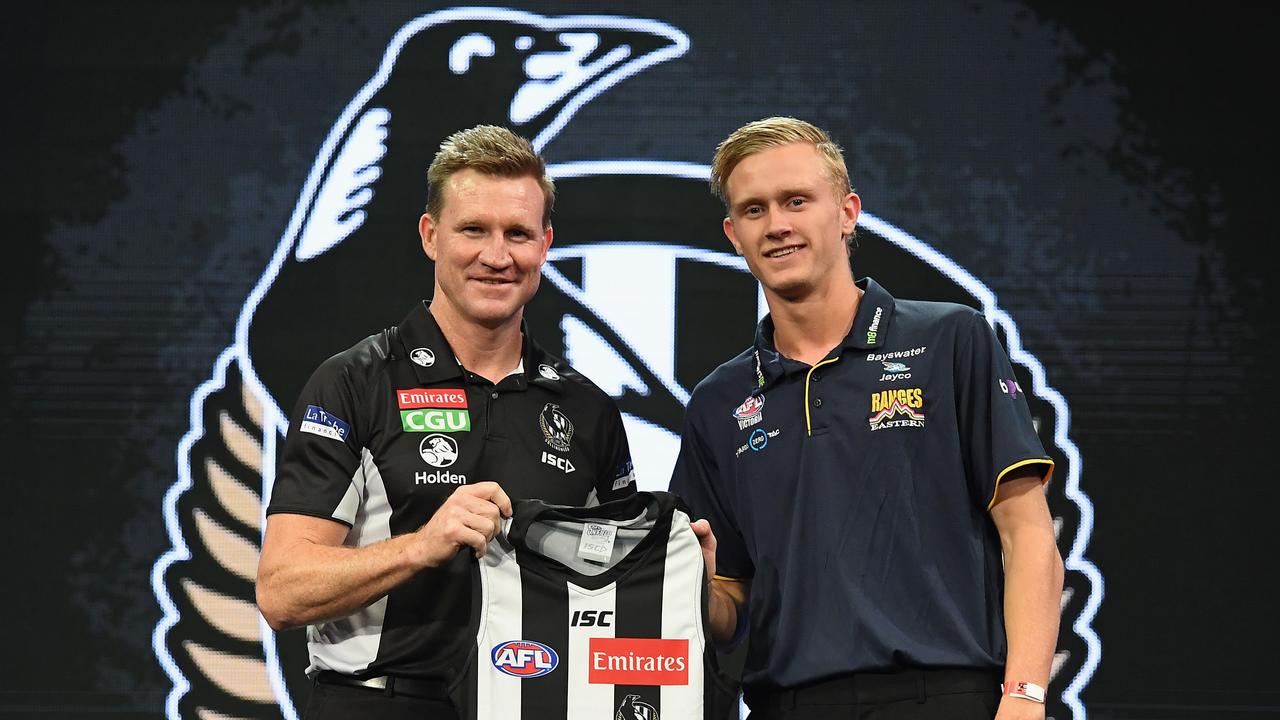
[256,125,637,720]
[672,117,1063,720]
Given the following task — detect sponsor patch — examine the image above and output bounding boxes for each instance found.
[541,450,576,473]
[866,346,926,362]
[538,363,561,380]
[879,361,912,382]
[299,405,350,442]
[999,377,1022,398]
[396,387,467,409]
[400,408,471,433]
[736,427,780,457]
[589,637,688,685]
[732,394,764,430]
[414,470,466,485]
[409,347,435,367]
[491,640,558,678]
[868,387,925,430]
[866,306,884,344]
[617,694,660,720]
[539,403,574,452]
[419,433,459,467]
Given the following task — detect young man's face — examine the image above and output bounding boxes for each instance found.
[722,143,859,302]
[420,169,552,329]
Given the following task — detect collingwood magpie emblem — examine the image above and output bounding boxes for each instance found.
[617,694,660,720]
[539,403,575,452]
[152,6,1098,720]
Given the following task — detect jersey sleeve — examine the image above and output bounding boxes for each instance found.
[267,352,366,526]
[955,311,1055,511]
[591,401,637,504]
[669,405,754,580]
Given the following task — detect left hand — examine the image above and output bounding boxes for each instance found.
[995,697,1046,720]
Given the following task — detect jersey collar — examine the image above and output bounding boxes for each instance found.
[751,277,897,392]
[396,301,565,393]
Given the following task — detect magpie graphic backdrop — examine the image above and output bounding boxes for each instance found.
[3,2,1275,719]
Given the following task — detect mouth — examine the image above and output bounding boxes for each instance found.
[471,277,516,285]
[764,244,804,259]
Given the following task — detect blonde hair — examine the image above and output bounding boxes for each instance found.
[710,116,852,206]
[425,125,555,227]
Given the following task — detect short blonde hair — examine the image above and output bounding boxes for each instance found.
[710,116,852,206]
[425,125,555,227]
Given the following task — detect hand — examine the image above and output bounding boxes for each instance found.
[690,519,717,580]
[415,482,513,565]
[995,697,1046,720]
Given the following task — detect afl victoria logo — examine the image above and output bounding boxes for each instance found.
[151,7,1100,720]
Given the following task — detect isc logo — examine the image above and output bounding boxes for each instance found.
[491,640,559,678]
[571,609,613,627]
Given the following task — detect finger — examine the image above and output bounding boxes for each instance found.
[690,519,711,537]
[465,481,513,518]
[451,524,490,558]
[458,509,502,542]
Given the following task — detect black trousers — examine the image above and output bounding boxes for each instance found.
[303,676,459,720]
[745,668,1002,720]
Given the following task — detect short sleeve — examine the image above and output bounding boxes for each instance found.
[669,407,754,580]
[267,353,366,526]
[592,402,638,504]
[955,311,1054,510]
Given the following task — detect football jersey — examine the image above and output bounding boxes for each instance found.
[450,492,737,720]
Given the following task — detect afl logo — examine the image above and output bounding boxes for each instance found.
[733,395,764,419]
[491,640,559,678]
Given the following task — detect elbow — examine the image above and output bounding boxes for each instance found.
[256,574,301,632]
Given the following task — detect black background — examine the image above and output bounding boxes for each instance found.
[2,1,1276,718]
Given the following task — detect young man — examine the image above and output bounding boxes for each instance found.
[672,117,1063,720]
[256,125,636,720]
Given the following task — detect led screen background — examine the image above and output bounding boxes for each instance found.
[2,2,1275,718]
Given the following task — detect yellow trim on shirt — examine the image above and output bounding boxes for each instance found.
[712,574,750,583]
[986,458,1056,511]
[804,359,840,436]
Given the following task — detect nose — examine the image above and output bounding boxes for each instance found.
[765,205,791,240]
[478,231,513,269]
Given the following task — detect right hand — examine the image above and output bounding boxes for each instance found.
[415,482,513,565]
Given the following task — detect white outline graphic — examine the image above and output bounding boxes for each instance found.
[152,9,1100,720]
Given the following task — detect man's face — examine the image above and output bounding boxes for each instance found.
[722,143,859,301]
[420,169,553,329]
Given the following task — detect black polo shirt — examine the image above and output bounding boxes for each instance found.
[268,301,637,681]
[669,278,1052,690]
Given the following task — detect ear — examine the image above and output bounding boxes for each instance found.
[723,216,744,256]
[840,192,861,238]
[419,213,437,261]
[538,224,554,265]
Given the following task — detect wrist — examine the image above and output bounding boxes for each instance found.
[1000,680,1046,704]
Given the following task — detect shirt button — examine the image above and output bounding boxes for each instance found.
[812,373,822,382]
[491,391,499,399]
[812,397,823,408]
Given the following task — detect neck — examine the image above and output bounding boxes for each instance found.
[765,276,862,366]
[429,298,524,383]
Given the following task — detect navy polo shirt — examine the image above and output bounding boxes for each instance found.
[669,278,1053,690]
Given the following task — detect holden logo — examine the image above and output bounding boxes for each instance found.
[410,347,435,367]
[419,433,459,467]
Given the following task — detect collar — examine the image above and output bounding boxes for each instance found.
[395,301,565,393]
[751,277,897,392]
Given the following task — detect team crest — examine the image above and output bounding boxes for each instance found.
[732,394,764,430]
[539,403,575,452]
[617,694,660,720]
[152,7,1098,720]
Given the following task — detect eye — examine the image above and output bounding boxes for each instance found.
[744,205,764,217]
[462,225,484,235]
[788,197,806,208]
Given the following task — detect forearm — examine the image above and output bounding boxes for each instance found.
[258,532,430,630]
[1001,526,1064,687]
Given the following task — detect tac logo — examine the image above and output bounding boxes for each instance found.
[152,7,1099,720]
[732,394,764,430]
[749,428,769,452]
[491,640,559,678]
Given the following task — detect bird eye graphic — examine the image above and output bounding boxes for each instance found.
[449,32,497,74]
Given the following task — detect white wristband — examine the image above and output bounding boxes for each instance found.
[1001,681,1046,703]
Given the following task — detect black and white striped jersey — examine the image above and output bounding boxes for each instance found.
[450,492,737,720]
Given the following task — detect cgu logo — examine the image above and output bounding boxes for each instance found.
[400,408,471,432]
[491,640,559,678]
